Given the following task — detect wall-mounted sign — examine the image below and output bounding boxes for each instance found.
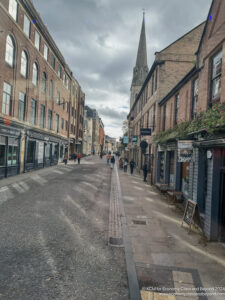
[132,136,138,143]
[178,140,193,162]
[140,128,151,136]
[207,150,212,159]
[123,136,129,144]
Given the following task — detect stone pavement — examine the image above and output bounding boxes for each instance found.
[108,168,123,246]
[117,166,225,300]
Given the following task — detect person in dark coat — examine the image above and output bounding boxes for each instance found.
[64,152,68,165]
[143,163,148,182]
[130,160,135,175]
[110,155,115,169]
[123,158,128,172]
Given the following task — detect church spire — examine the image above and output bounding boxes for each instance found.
[130,12,149,109]
[136,11,147,68]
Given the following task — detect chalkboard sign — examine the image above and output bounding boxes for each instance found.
[182,200,197,230]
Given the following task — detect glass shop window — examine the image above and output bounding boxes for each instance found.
[169,151,175,186]
[45,143,51,159]
[27,141,36,163]
[0,137,6,166]
[181,162,190,197]
[8,138,18,166]
[52,143,58,160]
[160,152,164,183]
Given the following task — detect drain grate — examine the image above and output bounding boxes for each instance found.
[133,220,147,225]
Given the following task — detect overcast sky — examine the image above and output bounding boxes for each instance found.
[33,0,212,139]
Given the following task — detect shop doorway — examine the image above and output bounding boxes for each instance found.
[181,162,190,198]
[168,151,175,187]
[219,169,225,242]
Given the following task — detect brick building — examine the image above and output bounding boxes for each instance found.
[128,22,205,184]
[155,0,225,241]
[99,118,104,153]
[0,0,85,178]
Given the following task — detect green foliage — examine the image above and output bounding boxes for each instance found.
[154,102,225,144]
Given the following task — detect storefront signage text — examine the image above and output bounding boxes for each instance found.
[178,141,193,162]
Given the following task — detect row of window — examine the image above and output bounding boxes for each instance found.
[5,34,73,112]
[161,76,199,131]
[2,81,75,134]
[8,0,71,89]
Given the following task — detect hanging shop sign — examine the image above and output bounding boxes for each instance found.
[140,140,148,154]
[140,128,151,136]
[123,136,129,144]
[178,140,193,162]
[132,136,138,143]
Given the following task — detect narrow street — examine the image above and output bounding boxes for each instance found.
[0,156,128,300]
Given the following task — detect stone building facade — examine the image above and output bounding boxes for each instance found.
[155,0,225,241]
[128,22,205,184]
[0,0,84,178]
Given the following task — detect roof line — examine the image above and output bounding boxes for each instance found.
[196,0,214,55]
[156,21,206,55]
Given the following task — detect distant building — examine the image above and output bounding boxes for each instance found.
[105,135,117,153]
[83,106,103,155]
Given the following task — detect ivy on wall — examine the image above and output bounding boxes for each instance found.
[154,102,225,144]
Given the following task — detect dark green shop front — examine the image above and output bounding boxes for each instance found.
[0,124,21,179]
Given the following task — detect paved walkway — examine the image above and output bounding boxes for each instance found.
[118,166,225,300]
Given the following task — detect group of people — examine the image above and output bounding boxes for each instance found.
[119,158,135,174]
[119,158,148,182]
[106,152,115,169]
[63,152,82,165]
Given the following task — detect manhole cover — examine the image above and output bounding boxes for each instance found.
[133,220,147,225]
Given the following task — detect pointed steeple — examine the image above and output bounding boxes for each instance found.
[136,12,148,68]
[130,12,149,109]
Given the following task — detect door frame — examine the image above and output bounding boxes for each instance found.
[218,167,225,241]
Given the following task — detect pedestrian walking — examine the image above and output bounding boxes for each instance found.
[143,163,148,182]
[63,152,68,165]
[110,155,115,169]
[119,158,123,169]
[123,158,128,172]
[77,153,81,164]
[130,159,135,174]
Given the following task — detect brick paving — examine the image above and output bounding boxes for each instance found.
[108,168,123,246]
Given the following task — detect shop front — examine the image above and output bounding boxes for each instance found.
[25,130,67,171]
[177,140,193,199]
[0,124,21,179]
[190,138,225,241]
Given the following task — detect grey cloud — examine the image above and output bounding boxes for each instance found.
[96,107,128,120]
[33,0,212,138]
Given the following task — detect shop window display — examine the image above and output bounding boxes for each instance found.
[181,162,189,197]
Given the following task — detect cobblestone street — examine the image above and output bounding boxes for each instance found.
[0,156,128,300]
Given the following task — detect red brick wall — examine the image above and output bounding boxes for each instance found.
[197,0,225,110]
[0,0,84,140]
